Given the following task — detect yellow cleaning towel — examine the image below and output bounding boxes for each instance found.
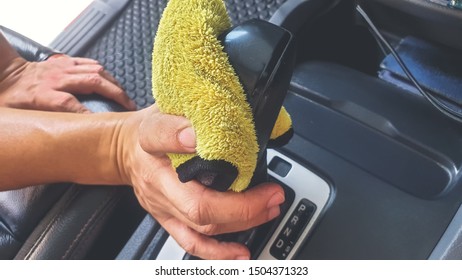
[152,0,292,192]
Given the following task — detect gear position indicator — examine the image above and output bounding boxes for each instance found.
[270,199,316,259]
[257,149,331,260]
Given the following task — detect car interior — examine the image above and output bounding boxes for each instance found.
[1,0,462,260]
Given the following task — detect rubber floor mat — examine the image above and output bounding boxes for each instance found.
[84,0,287,108]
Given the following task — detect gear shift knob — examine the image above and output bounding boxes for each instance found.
[220,19,295,185]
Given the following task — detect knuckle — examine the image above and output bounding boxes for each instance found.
[185,202,209,226]
[94,65,105,74]
[140,171,155,186]
[85,74,102,86]
[158,116,186,149]
[138,122,159,153]
[199,224,218,236]
[239,200,254,221]
[182,241,198,257]
[54,94,76,109]
[138,134,150,151]
[186,203,203,225]
[185,191,211,226]
[116,87,126,96]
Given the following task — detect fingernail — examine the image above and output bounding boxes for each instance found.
[235,255,250,260]
[267,192,285,208]
[268,206,281,220]
[178,126,196,149]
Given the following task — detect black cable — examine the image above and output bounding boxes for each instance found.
[356,5,462,123]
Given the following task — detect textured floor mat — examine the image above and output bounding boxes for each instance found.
[84,0,287,108]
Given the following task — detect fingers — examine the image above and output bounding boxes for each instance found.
[61,73,136,110]
[160,216,251,260]
[158,184,283,259]
[168,200,281,236]
[162,176,284,226]
[134,160,283,236]
[133,164,284,259]
[49,55,136,111]
[36,91,91,113]
[139,107,196,154]
[70,57,100,65]
[68,64,122,87]
[49,55,99,65]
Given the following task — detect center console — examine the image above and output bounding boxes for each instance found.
[118,58,462,260]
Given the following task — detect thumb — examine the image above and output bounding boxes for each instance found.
[139,107,196,154]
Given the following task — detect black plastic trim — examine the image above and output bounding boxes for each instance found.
[358,0,462,50]
[50,0,131,56]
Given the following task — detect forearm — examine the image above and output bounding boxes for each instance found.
[0,108,134,190]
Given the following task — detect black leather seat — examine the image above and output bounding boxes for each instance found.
[0,184,66,259]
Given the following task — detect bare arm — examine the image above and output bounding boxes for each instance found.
[0,107,128,188]
[0,106,284,259]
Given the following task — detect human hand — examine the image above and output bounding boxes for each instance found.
[120,105,285,260]
[0,55,136,113]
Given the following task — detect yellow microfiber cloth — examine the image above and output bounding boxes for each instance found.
[152,0,292,192]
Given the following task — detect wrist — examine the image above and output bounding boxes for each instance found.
[111,109,146,186]
[0,57,28,103]
[59,111,136,186]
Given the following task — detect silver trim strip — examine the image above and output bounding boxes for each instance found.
[156,236,185,260]
[258,149,331,259]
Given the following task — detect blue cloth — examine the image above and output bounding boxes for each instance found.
[379,36,462,109]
